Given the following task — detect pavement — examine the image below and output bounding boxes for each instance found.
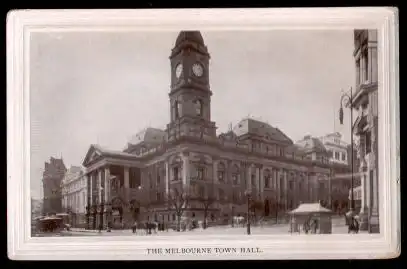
[35,216,366,237]
[54,217,360,237]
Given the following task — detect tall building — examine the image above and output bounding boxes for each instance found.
[351,29,379,233]
[61,166,87,227]
[319,132,349,165]
[42,157,66,215]
[31,198,43,219]
[318,132,361,213]
[82,31,336,230]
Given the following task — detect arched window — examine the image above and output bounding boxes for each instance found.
[217,162,226,182]
[264,169,272,188]
[194,99,203,116]
[231,165,240,185]
[196,166,205,180]
[173,100,181,119]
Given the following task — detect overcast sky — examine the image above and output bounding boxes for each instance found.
[30,30,355,199]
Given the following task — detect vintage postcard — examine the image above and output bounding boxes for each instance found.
[7,8,400,260]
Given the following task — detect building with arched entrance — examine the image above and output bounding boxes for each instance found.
[82,31,339,230]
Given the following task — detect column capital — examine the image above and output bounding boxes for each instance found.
[241,161,251,169]
[255,163,263,170]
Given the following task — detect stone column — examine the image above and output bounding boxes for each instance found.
[89,173,93,205]
[369,168,380,233]
[259,166,264,201]
[293,172,298,208]
[247,164,252,191]
[255,165,260,200]
[275,169,280,203]
[328,171,332,209]
[104,166,110,203]
[124,167,130,201]
[165,160,170,197]
[182,152,190,190]
[283,169,288,211]
[358,160,368,230]
[98,169,102,203]
[213,160,218,183]
[86,174,91,205]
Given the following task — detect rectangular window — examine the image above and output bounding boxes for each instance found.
[218,171,224,181]
[130,168,141,189]
[365,131,372,154]
[172,167,179,181]
[251,174,256,186]
[197,167,204,180]
[149,173,153,189]
[218,189,225,201]
[335,152,340,160]
[264,176,270,188]
[341,153,346,161]
[329,150,333,158]
[232,174,239,185]
[198,186,205,198]
[356,59,361,86]
[156,192,161,201]
[363,49,369,82]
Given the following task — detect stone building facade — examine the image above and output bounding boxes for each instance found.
[351,29,379,233]
[82,31,335,230]
[61,166,87,227]
[42,157,66,215]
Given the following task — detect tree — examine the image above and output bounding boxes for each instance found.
[250,200,264,222]
[195,186,216,229]
[166,187,190,231]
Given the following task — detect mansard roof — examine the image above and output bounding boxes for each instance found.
[128,127,166,146]
[295,135,328,154]
[62,166,84,183]
[232,118,293,144]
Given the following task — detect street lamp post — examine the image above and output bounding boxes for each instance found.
[244,190,251,235]
[231,204,235,228]
[339,87,355,218]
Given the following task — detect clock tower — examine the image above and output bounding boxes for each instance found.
[166,31,217,141]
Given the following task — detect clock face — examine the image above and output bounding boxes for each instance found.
[175,63,183,78]
[192,63,204,77]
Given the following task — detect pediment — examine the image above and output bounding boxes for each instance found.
[82,145,103,167]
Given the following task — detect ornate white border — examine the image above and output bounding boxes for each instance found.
[6,8,400,260]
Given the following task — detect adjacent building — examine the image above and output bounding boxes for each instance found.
[351,29,379,233]
[318,132,361,214]
[81,31,337,230]
[319,132,349,165]
[31,198,43,220]
[61,166,87,227]
[42,157,66,215]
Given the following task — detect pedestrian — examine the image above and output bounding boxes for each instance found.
[132,221,137,234]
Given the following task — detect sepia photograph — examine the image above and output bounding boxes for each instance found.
[7,8,399,260]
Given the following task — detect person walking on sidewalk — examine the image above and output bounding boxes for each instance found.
[132,221,137,234]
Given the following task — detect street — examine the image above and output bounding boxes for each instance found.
[35,216,365,237]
